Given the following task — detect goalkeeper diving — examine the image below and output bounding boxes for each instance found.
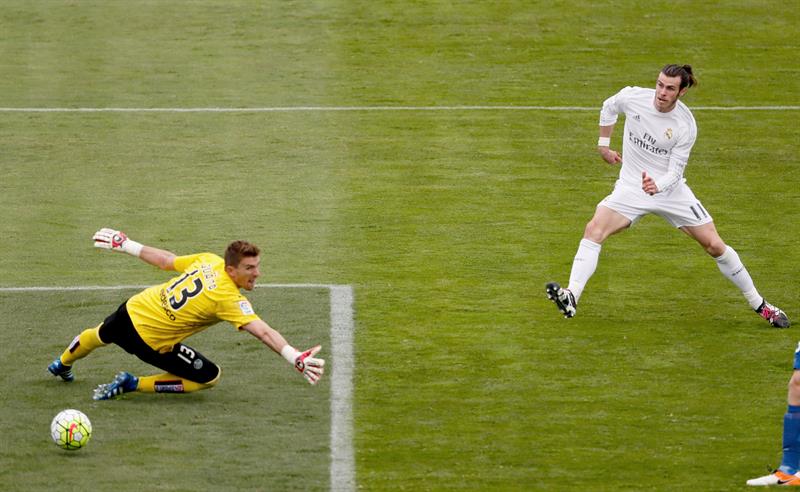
[48,228,325,400]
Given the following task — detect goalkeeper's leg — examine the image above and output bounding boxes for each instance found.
[93,345,221,399]
[49,324,107,381]
[135,343,221,394]
[94,371,219,400]
[50,301,134,381]
[94,370,220,399]
[61,324,107,365]
[137,370,221,393]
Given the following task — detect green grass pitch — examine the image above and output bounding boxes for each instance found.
[1,1,799,490]
[0,287,333,491]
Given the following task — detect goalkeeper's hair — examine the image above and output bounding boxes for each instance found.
[224,240,260,267]
[661,64,697,89]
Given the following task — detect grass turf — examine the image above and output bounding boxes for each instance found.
[0,1,798,490]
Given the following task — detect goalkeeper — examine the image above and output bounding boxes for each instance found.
[48,228,325,400]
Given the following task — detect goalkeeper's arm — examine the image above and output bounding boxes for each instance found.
[241,319,325,385]
[92,227,177,271]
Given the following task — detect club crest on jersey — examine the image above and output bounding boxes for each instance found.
[665,128,673,140]
[238,300,254,315]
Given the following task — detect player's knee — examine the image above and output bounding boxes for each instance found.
[204,367,221,388]
[186,366,221,391]
[195,363,221,386]
[584,221,614,244]
[182,360,221,388]
[583,221,605,243]
[705,241,726,257]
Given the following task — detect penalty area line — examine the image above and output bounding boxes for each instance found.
[0,283,356,492]
[329,285,355,492]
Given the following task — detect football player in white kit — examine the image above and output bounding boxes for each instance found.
[546,64,789,328]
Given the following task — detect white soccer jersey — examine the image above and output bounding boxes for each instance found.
[600,86,697,194]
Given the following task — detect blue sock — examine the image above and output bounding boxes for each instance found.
[780,409,800,474]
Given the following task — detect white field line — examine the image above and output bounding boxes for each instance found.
[0,105,798,113]
[329,285,355,492]
[0,283,338,291]
[0,282,356,492]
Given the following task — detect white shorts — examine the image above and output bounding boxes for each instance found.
[598,180,713,228]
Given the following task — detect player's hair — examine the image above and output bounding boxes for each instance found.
[224,240,260,267]
[661,64,697,89]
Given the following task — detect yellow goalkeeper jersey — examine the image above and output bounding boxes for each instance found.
[126,253,260,353]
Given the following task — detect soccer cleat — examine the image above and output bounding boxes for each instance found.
[47,358,74,382]
[746,469,800,486]
[93,371,139,401]
[545,282,577,318]
[757,300,791,328]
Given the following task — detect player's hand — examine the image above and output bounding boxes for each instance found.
[93,228,143,256]
[642,171,658,195]
[599,147,622,165]
[93,228,130,251]
[294,345,325,385]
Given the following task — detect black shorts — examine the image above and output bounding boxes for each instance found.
[97,301,220,384]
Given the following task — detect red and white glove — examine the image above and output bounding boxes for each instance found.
[92,228,143,257]
[282,344,325,385]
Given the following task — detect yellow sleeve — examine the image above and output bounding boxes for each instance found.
[217,296,261,329]
[173,253,207,272]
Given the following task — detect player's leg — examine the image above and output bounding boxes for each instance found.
[94,340,221,400]
[135,371,221,393]
[94,367,220,401]
[48,323,106,381]
[135,343,221,394]
[48,302,133,381]
[59,324,107,364]
[571,205,631,299]
[546,204,632,317]
[681,222,789,327]
[87,304,217,399]
[747,345,800,486]
[781,369,800,473]
[660,185,788,327]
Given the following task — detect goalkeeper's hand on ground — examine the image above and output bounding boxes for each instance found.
[282,344,325,385]
[92,228,143,257]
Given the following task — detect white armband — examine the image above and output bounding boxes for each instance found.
[597,137,610,147]
[281,345,300,364]
[123,240,143,257]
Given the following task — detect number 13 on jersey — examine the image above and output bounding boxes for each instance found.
[166,270,204,310]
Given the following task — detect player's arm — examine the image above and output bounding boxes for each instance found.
[597,124,621,165]
[650,128,695,194]
[642,157,688,196]
[597,88,629,165]
[240,319,325,385]
[92,228,177,271]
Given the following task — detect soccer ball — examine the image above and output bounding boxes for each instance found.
[50,409,92,450]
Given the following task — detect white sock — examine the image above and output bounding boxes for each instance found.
[714,246,763,310]
[567,238,602,303]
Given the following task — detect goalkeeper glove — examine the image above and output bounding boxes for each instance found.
[92,228,143,257]
[281,344,325,385]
